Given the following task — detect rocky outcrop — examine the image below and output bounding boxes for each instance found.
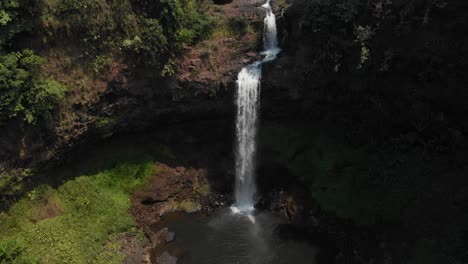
[131,163,210,228]
[128,162,228,264]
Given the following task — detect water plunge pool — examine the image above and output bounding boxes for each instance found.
[151,208,319,264]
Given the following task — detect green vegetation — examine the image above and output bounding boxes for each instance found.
[261,123,377,224]
[0,0,37,46]
[277,0,289,10]
[0,168,34,209]
[0,0,214,126]
[211,17,255,39]
[95,116,115,129]
[296,0,361,31]
[40,0,213,65]
[124,0,213,71]
[262,122,467,263]
[1,0,64,126]
[40,0,214,70]
[262,122,462,226]
[0,159,154,263]
[0,51,67,125]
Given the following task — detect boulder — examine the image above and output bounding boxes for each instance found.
[156,251,177,264]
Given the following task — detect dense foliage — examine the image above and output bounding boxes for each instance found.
[273,1,468,262]
[0,50,66,124]
[1,1,65,125]
[124,0,212,72]
[0,0,37,47]
[37,0,212,70]
[283,0,467,150]
[0,0,213,125]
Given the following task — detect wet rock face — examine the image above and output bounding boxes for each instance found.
[128,163,207,264]
[165,232,175,243]
[149,227,175,246]
[131,163,210,227]
[130,159,230,222]
[129,161,234,264]
[156,252,177,264]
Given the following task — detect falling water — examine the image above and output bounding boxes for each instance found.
[233,0,280,214]
[262,0,281,61]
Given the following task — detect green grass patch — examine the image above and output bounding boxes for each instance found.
[210,17,255,39]
[0,159,155,263]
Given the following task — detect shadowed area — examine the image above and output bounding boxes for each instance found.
[152,209,320,264]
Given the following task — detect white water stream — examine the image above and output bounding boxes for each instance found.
[233,0,281,215]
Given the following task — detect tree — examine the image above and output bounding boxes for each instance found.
[0,50,67,125]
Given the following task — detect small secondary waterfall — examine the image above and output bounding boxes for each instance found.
[233,0,280,214]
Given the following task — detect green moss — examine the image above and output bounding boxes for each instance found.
[193,181,210,196]
[0,159,155,263]
[277,0,289,9]
[156,199,202,215]
[175,200,201,213]
[95,117,114,129]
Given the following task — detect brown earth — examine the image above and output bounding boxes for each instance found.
[29,194,64,223]
[176,0,266,89]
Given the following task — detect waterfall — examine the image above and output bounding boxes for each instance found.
[262,0,281,61]
[232,0,280,214]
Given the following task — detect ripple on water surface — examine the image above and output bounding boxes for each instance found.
[154,209,319,264]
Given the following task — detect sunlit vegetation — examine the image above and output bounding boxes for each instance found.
[210,17,255,39]
[1,0,67,125]
[0,159,154,263]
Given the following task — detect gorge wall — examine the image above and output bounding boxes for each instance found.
[0,0,267,205]
[257,1,468,262]
[1,0,467,262]
[263,0,468,147]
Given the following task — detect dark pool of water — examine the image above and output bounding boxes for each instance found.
[153,208,319,264]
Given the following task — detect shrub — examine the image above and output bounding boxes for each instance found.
[126,0,213,73]
[0,0,39,46]
[136,18,168,67]
[294,0,361,32]
[0,50,67,125]
[0,0,21,45]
